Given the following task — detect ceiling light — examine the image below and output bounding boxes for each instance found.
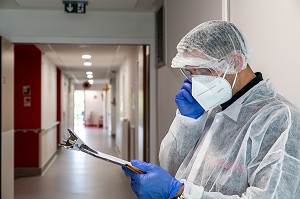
[84,61,92,66]
[88,80,94,84]
[87,75,93,79]
[79,45,89,48]
[82,54,91,59]
[86,71,93,75]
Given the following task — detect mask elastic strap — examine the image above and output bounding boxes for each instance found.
[222,65,238,89]
[221,63,230,79]
[226,32,238,89]
[232,73,238,89]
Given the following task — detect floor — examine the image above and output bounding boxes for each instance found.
[14,126,136,199]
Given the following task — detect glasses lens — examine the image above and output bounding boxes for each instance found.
[180,69,192,81]
[194,68,214,76]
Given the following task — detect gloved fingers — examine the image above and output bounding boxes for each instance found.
[184,78,191,84]
[181,89,194,103]
[175,90,185,102]
[131,160,154,172]
[181,82,192,93]
[175,88,193,104]
[168,182,184,199]
[122,165,140,180]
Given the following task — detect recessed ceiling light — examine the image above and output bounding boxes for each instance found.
[87,74,93,79]
[82,54,91,59]
[84,61,92,66]
[86,71,93,75]
[88,80,94,84]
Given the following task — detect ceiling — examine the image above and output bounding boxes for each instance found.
[0,0,162,12]
[37,44,139,84]
[0,0,162,86]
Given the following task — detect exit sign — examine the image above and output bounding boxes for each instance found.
[63,1,88,14]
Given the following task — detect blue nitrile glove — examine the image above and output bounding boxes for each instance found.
[175,78,204,119]
[122,160,183,199]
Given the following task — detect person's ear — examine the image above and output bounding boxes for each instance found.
[230,53,244,72]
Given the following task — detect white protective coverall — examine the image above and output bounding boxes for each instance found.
[159,79,300,199]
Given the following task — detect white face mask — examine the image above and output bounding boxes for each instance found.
[191,75,233,111]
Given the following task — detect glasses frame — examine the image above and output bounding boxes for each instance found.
[180,67,218,81]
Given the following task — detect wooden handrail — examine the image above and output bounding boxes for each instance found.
[15,121,60,133]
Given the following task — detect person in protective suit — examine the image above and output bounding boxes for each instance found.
[123,20,300,199]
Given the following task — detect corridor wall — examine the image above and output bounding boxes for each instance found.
[230,0,300,109]
[59,71,70,141]
[41,55,57,168]
[1,37,14,199]
[156,0,223,163]
[115,46,136,157]
[14,44,58,176]
[14,44,42,170]
[115,46,145,160]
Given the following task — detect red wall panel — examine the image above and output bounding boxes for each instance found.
[14,44,41,168]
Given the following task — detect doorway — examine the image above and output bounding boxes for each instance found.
[74,90,85,126]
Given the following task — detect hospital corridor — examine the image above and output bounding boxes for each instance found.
[2,0,300,199]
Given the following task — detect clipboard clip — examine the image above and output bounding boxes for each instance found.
[59,129,145,174]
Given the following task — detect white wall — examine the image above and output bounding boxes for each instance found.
[68,81,75,130]
[115,69,122,154]
[41,55,57,168]
[104,88,110,131]
[84,90,103,126]
[156,0,223,162]
[115,46,146,159]
[0,9,155,44]
[230,0,300,108]
[60,73,70,139]
[136,46,145,160]
[126,46,145,160]
[1,38,14,199]
[115,47,135,155]
[109,77,117,136]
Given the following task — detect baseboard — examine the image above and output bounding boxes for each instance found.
[15,152,57,178]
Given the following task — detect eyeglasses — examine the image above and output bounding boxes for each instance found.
[180,67,216,81]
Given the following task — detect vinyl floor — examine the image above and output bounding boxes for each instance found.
[14,126,136,199]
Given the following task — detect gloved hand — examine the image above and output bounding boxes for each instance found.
[122,160,183,199]
[175,78,204,119]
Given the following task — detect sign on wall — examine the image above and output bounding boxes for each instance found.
[23,85,31,107]
[63,1,88,14]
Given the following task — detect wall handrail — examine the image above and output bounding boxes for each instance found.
[14,121,60,134]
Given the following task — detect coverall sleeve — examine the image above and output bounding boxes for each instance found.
[181,155,300,199]
[179,107,300,199]
[159,111,208,176]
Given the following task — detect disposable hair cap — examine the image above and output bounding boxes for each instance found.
[171,20,250,74]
